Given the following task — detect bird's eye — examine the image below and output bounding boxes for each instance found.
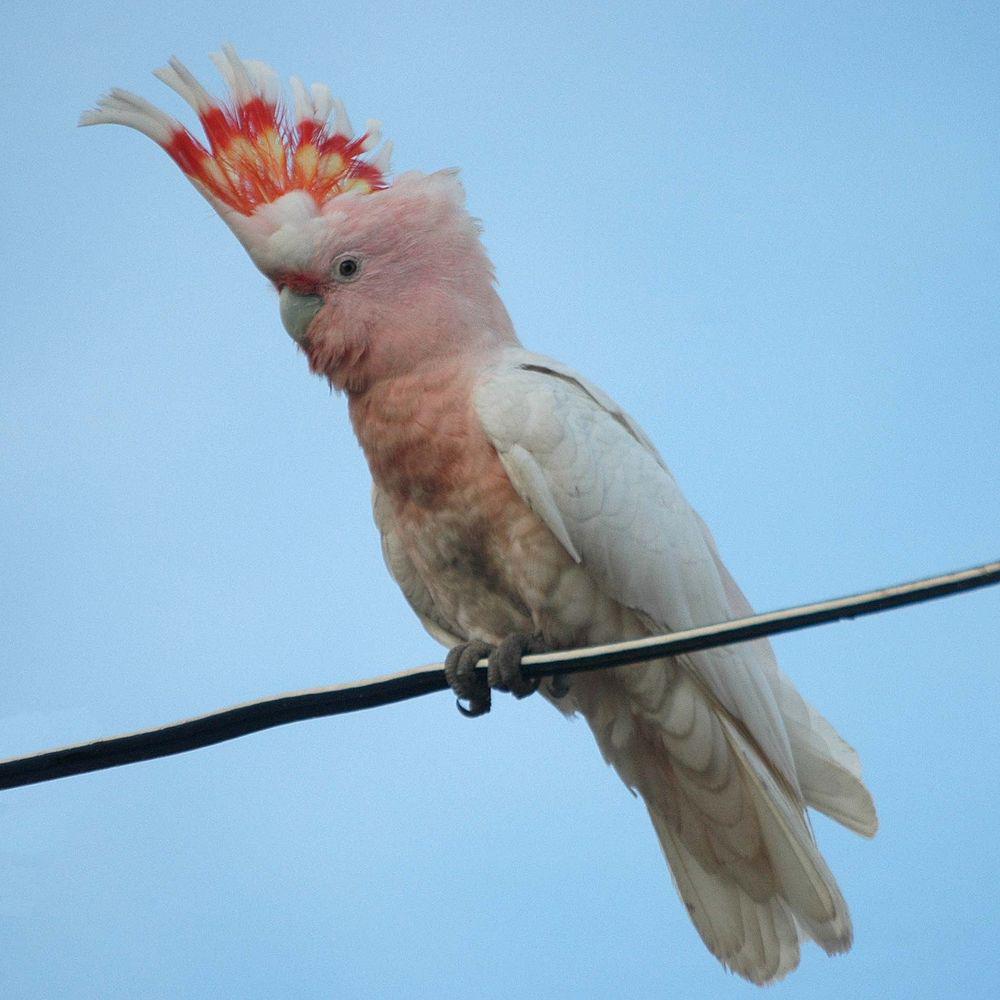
[333,253,362,282]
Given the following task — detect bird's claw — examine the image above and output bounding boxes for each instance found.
[444,640,492,717]
[487,633,544,699]
[445,633,546,716]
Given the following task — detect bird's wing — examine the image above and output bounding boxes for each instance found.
[474,350,874,978]
[473,348,799,790]
[372,485,464,648]
[704,535,877,836]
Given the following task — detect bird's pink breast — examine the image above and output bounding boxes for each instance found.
[348,363,554,641]
[349,362,530,639]
[348,362,640,649]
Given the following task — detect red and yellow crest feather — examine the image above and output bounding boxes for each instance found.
[82,45,391,217]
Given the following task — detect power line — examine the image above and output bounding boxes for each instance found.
[1,559,997,793]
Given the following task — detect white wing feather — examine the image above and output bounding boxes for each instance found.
[475,349,799,787]
[473,348,874,981]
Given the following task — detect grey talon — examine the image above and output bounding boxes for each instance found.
[487,633,545,699]
[444,640,492,717]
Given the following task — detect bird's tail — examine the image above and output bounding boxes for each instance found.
[571,666,868,985]
[645,712,851,984]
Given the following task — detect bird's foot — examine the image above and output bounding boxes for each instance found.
[444,640,492,718]
[445,633,546,717]
[488,633,545,699]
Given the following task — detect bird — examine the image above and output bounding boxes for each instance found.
[82,46,877,985]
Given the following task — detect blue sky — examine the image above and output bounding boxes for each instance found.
[2,2,998,997]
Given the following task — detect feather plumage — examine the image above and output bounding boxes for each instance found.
[86,48,875,985]
[470,348,874,981]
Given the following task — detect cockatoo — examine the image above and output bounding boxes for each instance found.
[83,47,877,984]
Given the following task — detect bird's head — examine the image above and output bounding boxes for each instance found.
[82,46,515,392]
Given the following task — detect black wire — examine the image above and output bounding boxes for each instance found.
[1,559,997,793]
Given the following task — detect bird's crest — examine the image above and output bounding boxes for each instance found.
[81,45,391,217]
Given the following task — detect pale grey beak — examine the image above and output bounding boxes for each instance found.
[279,287,324,345]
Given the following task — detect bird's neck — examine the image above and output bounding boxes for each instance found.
[323,280,519,394]
[347,356,494,508]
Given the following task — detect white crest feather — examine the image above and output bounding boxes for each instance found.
[79,88,179,145]
[153,57,217,115]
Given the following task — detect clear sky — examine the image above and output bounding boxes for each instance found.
[2,2,998,998]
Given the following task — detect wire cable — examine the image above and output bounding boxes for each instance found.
[1,559,997,792]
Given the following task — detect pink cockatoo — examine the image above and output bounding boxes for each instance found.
[83,47,877,985]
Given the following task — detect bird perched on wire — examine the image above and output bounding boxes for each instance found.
[82,47,877,985]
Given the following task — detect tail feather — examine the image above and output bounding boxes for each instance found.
[567,650,870,985]
[636,709,852,982]
[651,811,801,985]
[704,540,878,838]
[776,686,878,837]
[719,715,853,952]
[571,665,859,984]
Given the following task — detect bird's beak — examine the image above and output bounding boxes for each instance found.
[279,287,324,345]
